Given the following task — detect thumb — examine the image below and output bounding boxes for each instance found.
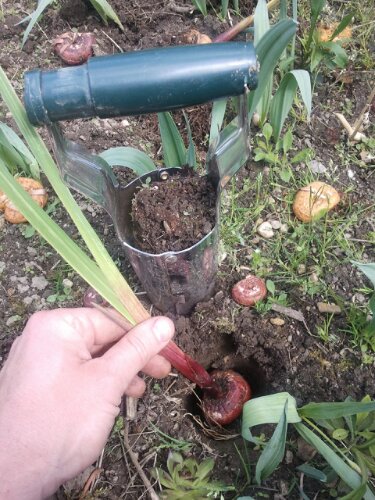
[99,316,175,390]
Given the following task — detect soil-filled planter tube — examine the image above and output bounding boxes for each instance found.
[120,169,220,314]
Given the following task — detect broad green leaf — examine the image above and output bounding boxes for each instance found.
[266,279,275,295]
[20,0,54,47]
[339,484,367,500]
[352,262,375,289]
[295,423,374,499]
[221,0,229,18]
[299,401,375,420]
[254,0,272,123]
[248,20,297,118]
[255,401,288,484]
[89,0,124,30]
[191,0,207,16]
[310,47,326,71]
[0,122,39,177]
[254,151,267,162]
[182,110,196,169]
[321,41,348,68]
[279,167,292,183]
[99,147,155,176]
[310,0,326,33]
[332,429,349,441]
[296,464,328,482]
[329,12,354,41]
[158,112,186,168]
[209,99,227,145]
[279,0,287,20]
[357,395,374,428]
[291,148,311,164]
[196,458,215,481]
[0,135,26,172]
[151,468,175,489]
[283,129,293,154]
[262,123,273,143]
[242,392,301,442]
[269,70,311,140]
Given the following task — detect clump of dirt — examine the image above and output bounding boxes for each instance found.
[131,167,216,253]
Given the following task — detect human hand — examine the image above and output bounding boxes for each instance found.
[0,308,174,500]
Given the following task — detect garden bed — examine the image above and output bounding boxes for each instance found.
[0,0,374,498]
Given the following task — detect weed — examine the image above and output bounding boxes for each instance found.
[150,424,193,454]
[300,0,354,74]
[152,451,235,499]
[254,124,313,184]
[316,313,335,343]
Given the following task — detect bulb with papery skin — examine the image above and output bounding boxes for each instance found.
[232,275,267,306]
[54,32,95,65]
[202,370,251,426]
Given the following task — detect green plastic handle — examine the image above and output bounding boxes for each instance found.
[24,42,257,126]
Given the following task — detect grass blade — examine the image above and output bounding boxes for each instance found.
[254,0,272,124]
[329,12,354,41]
[191,0,207,16]
[0,121,39,177]
[269,69,311,140]
[255,401,288,484]
[182,111,196,169]
[221,0,229,19]
[352,262,375,289]
[21,0,53,48]
[295,423,374,499]
[99,146,155,175]
[158,112,186,168]
[299,401,375,420]
[209,99,227,145]
[89,0,124,31]
[248,19,297,118]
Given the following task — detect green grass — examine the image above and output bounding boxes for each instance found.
[220,132,373,346]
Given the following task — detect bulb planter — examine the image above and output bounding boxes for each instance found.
[108,167,221,315]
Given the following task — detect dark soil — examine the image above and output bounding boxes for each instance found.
[0,0,374,499]
[132,167,216,253]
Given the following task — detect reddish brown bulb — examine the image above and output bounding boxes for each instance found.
[54,32,95,65]
[202,370,251,426]
[232,275,267,306]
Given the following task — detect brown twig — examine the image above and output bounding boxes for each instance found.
[79,468,103,499]
[168,0,193,13]
[350,86,375,140]
[123,420,159,500]
[213,0,280,43]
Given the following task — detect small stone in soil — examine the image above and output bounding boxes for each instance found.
[317,302,341,314]
[257,221,274,239]
[270,317,285,326]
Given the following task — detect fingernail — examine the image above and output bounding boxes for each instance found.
[153,317,174,342]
